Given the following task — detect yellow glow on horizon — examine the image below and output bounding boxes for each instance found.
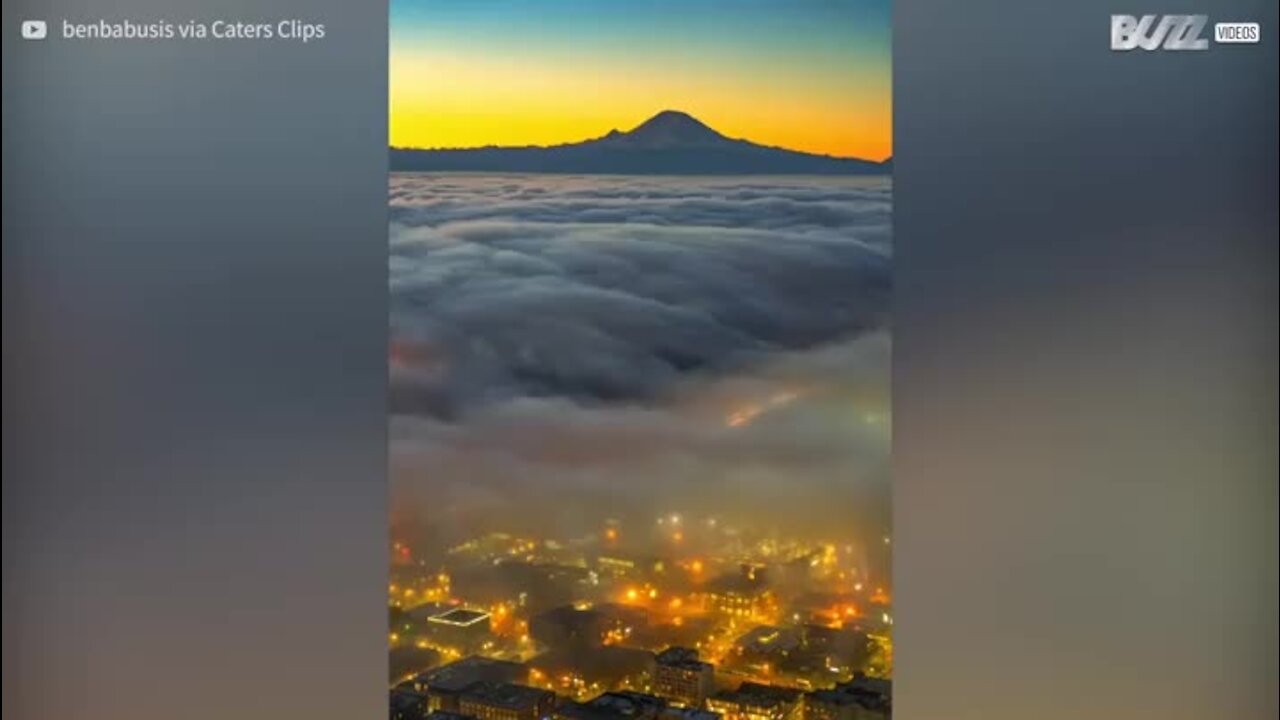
[390,50,892,161]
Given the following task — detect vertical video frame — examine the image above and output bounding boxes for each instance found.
[388,2,893,719]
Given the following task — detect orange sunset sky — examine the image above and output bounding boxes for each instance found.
[390,1,892,161]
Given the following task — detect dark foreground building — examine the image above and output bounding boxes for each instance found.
[411,656,529,712]
[556,690,721,720]
[707,683,803,720]
[459,682,557,720]
[803,675,890,720]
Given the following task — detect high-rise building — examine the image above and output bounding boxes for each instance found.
[652,648,715,708]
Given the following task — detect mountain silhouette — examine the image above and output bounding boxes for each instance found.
[609,110,728,148]
[391,110,889,175]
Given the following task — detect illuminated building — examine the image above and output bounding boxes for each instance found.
[428,608,493,653]
[652,648,715,708]
[707,683,803,720]
[702,567,773,620]
[412,656,528,711]
[458,682,557,720]
[596,552,667,581]
[597,556,637,578]
[802,675,890,720]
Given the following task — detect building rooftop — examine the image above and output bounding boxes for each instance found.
[841,674,891,698]
[806,689,865,707]
[666,708,721,720]
[655,647,710,671]
[705,571,769,597]
[805,674,891,712]
[416,656,526,693]
[556,702,617,720]
[429,608,492,627]
[427,712,478,720]
[712,683,802,708]
[733,626,802,654]
[392,689,427,712]
[535,605,602,626]
[407,602,455,621]
[461,682,554,711]
[556,691,668,720]
[590,691,669,717]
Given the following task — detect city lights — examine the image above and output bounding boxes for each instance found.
[390,518,892,717]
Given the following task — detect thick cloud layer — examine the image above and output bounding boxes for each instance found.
[389,174,891,543]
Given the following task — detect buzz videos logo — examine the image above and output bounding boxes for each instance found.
[1111,15,1261,50]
